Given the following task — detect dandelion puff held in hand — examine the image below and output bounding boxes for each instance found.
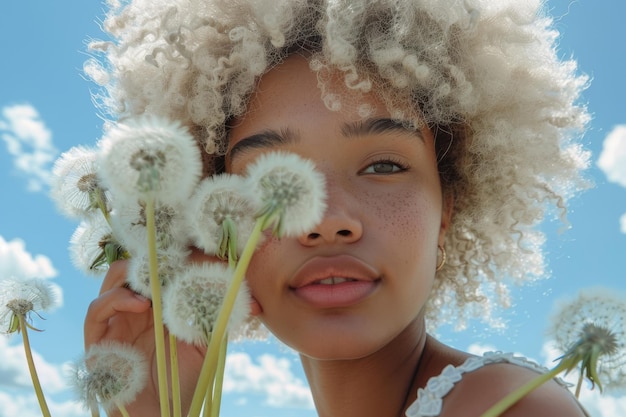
[110,199,191,252]
[0,277,61,333]
[126,244,189,298]
[97,115,202,204]
[548,288,626,394]
[187,173,257,258]
[71,341,147,412]
[50,146,109,219]
[162,262,250,346]
[244,151,327,237]
[69,215,125,276]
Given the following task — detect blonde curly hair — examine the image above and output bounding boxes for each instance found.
[85,0,590,329]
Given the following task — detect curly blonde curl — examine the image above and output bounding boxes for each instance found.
[85,0,591,329]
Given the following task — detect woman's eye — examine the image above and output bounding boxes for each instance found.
[362,160,407,174]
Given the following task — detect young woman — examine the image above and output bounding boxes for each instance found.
[84,0,591,415]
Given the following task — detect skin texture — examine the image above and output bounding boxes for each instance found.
[227,55,449,361]
[85,55,589,417]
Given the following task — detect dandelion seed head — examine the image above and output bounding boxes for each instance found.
[126,245,188,298]
[7,299,34,316]
[110,199,191,252]
[0,277,59,313]
[76,173,99,193]
[97,115,202,205]
[129,148,166,172]
[71,342,147,411]
[245,151,327,237]
[548,288,626,393]
[0,277,61,332]
[50,146,109,219]
[69,215,119,276]
[188,174,256,256]
[578,323,619,357]
[163,262,250,345]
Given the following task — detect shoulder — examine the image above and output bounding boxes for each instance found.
[440,357,588,417]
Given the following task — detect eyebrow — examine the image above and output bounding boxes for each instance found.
[227,117,424,162]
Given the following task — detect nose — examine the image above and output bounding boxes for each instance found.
[297,183,363,246]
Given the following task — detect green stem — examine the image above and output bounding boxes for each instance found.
[202,386,211,417]
[574,360,584,398]
[188,219,265,417]
[117,403,130,417]
[201,332,213,417]
[94,188,110,224]
[18,315,51,417]
[211,334,228,417]
[210,335,229,417]
[479,359,573,417]
[145,197,171,417]
[204,356,216,417]
[170,334,182,417]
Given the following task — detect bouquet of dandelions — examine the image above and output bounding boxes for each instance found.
[35,115,326,417]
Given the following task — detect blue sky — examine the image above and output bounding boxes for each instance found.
[0,1,625,416]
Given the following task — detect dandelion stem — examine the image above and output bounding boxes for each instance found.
[188,219,264,417]
[170,334,182,417]
[18,315,52,417]
[575,362,584,398]
[94,188,110,224]
[479,358,573,417]
[210,334,229,417]
[117,404,130,417]
[145,196,171,417]
[202,385,211,417]
[203,351,215,417]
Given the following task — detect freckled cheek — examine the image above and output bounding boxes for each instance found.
[359,190,437,241]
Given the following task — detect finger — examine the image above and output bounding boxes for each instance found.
[99,259,131,295]
[84,286,151,347]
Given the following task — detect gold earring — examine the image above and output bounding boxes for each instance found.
[436,245,446,272]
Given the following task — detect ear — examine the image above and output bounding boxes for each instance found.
[438,192,454,246]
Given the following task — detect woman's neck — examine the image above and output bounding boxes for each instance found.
[299,317,429,417]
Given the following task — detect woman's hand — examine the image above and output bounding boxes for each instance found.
[84,259,206,416]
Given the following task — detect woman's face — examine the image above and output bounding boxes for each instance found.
[226,55,450,360]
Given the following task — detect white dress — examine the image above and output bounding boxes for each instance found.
[405,351,572,417]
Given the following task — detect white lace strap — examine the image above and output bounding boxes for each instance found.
[405,352,566,417]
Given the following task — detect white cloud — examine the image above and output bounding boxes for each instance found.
[597,125,626,233]
[0,104,58,192]
[0,235,63,309]
[224,352,314,409]
[0,336,67,394]
[0,235,57,280]
[0,335,84,417]
[466,343,499,356]
[598,125,626,187]
[0,390,84,417]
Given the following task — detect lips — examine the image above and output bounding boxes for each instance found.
[289,255,380,308]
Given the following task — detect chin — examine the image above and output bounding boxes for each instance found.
[282,330,393,362]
